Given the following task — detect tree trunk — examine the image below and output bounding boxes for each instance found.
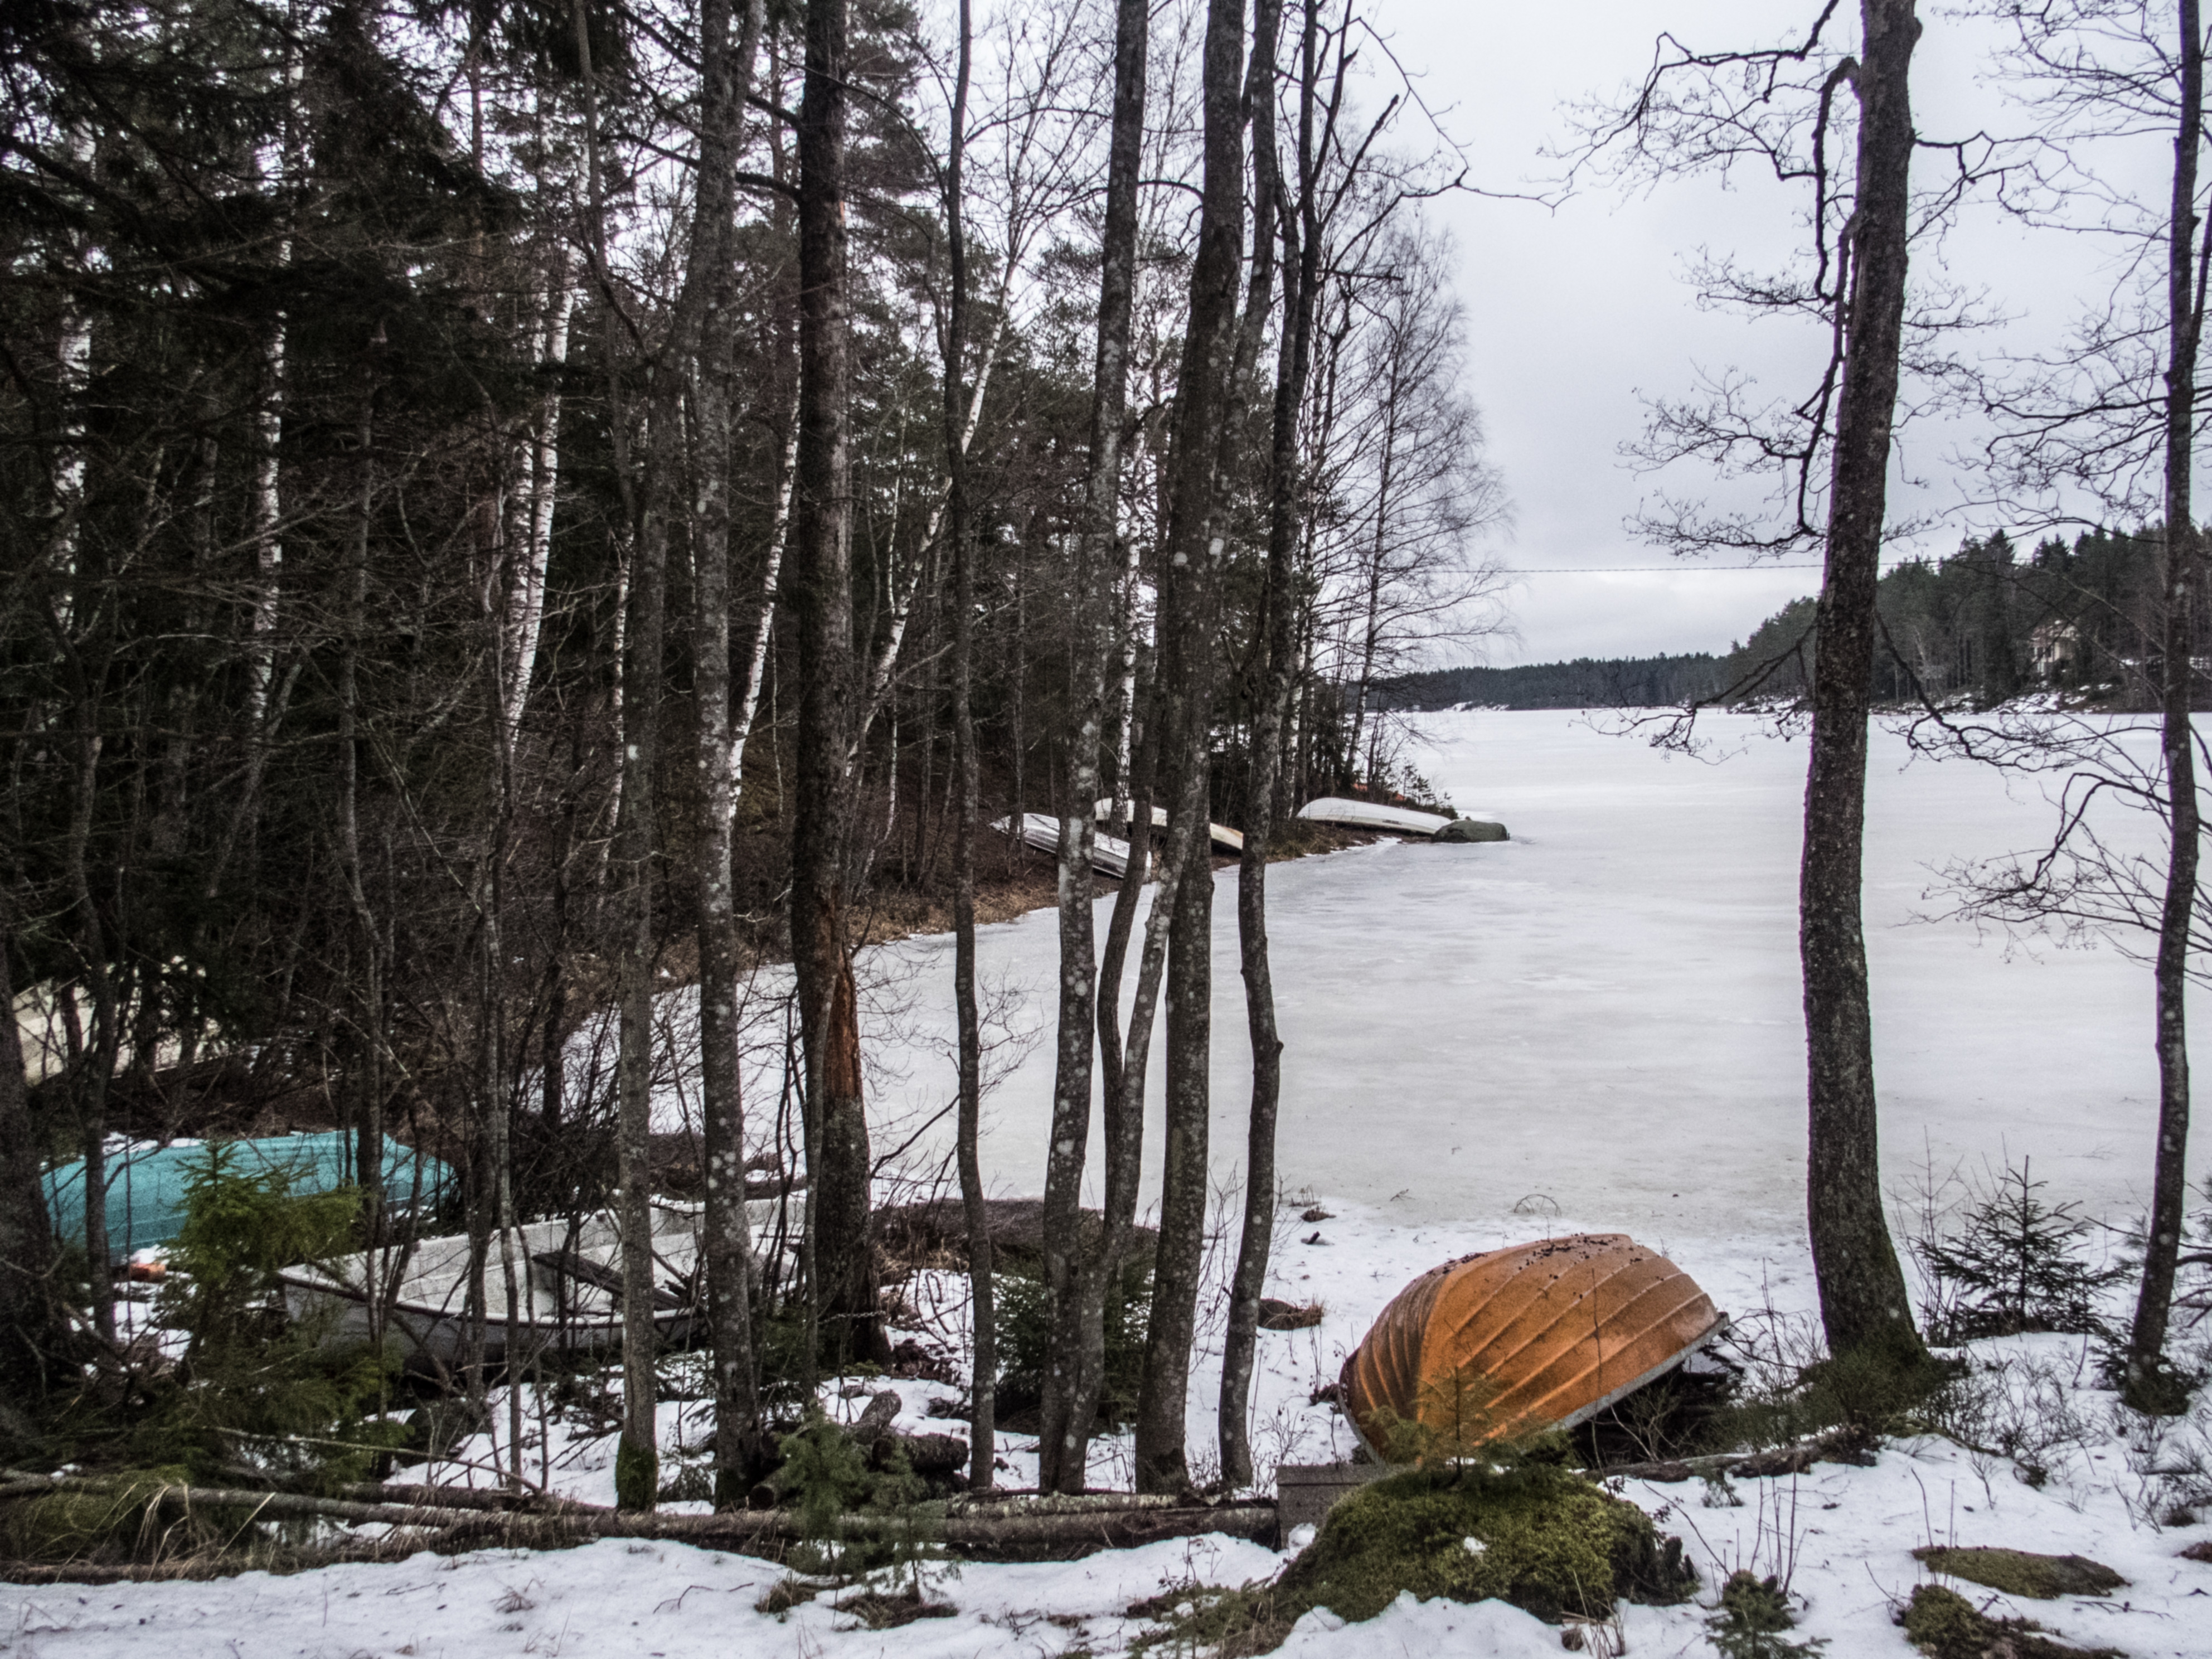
[1222,0,1318,1488]
[1036,0,1151,1496]
[0,889,61,1402]
[792,0,882,1372]
[1801,0,1927,1367]
[2127,0,2205,1409]
[694,0,771,1500]
[1132,0,1251,1495]
[938,0,996,1492]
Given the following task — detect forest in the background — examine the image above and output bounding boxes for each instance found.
[1382,527,2199,712]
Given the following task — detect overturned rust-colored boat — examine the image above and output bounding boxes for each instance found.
[1340,1233,1725,1456]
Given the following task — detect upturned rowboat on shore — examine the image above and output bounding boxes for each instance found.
[1091,800,1245,855]
[1294,796,1454,836]
[277,1197,790,1370]
[1340,1233,1726,1456]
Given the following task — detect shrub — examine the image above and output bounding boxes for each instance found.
[1706,1570,1826,1659]
[993,1253,1151,1428]
[773,1408,933,1577]
[1919,1162,2124,1343]
[143,1144,401,1481]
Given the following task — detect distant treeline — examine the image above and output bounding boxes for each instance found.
[1376,654,1726,711]
[1384,528,2194,712]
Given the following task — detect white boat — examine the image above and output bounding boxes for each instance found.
[1092,800,1244,855]
[992,813,1135,878]
[277,1198,790,1370]
[1294,796,1453,836]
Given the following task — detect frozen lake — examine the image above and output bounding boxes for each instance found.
[859,709,2205,1246]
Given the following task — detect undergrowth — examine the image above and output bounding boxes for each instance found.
[993,1254,1152,1430]
[1132,1451,1694,1655]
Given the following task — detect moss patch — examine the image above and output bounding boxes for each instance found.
[1124,1464,1690,1656]
[1126,1585,1295,1659]
[1912,1546,2126,1600]
[1274,1462,1693,1626]
[0,1467,253,1565]
[1898,1584,2122,1659]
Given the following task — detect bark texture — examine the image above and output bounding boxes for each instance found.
[1801,0,1927,1365]
[2127,0,2204,1408]
[942,0,996,1491]
[1036,0,1151,1496]
[1132,0,1249,1495]
[1221,0,1317,1488]
[791,0,882,1372]
[0,894,60,1408]
[695,0,770,1498]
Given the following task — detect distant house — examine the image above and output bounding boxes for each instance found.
[2031,619,2081,681]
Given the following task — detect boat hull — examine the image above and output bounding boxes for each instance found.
[278,1198,790,1372]
[1341,1233,1724,1456]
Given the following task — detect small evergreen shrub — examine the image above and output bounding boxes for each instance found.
[1706,1570,1825,1659]
[993,1254,1152,1429]
[139,1145,401,1482]
[773,1408,933,1577]
[1919,1162,2124,1343]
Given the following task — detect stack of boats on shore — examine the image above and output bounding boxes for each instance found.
[277,1194,797,1371]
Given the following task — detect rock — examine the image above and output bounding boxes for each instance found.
[1275,1463,1694,1627]
[1433,818,1508,843]
[1910,1545,2126,1599]
[848,1389,902,1447]
[875,1197,1156,1274]
[1259,1298,1325,1330]
[1897,1582,2113,1658]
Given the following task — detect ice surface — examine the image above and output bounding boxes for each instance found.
[861,709,2205,1240]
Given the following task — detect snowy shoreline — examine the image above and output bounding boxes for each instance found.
[12,1200,2211,1657]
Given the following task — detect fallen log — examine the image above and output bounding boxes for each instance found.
[0,1476,1278,1579]
[0,1530,459,1584]
[329,1482,597,1515]
[1597,1429,1874,1485]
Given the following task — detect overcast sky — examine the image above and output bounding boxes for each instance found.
[1375,0,2165,666]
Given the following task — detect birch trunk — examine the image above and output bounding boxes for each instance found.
[503,251,574,739]
[695,0,770,1500]
[1036,0,1151,1495]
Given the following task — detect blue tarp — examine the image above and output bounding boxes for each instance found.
[42,1133,453,1262]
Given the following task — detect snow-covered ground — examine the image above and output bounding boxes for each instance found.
[12,1205,2211,1658]
[14,709,2212,1655]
